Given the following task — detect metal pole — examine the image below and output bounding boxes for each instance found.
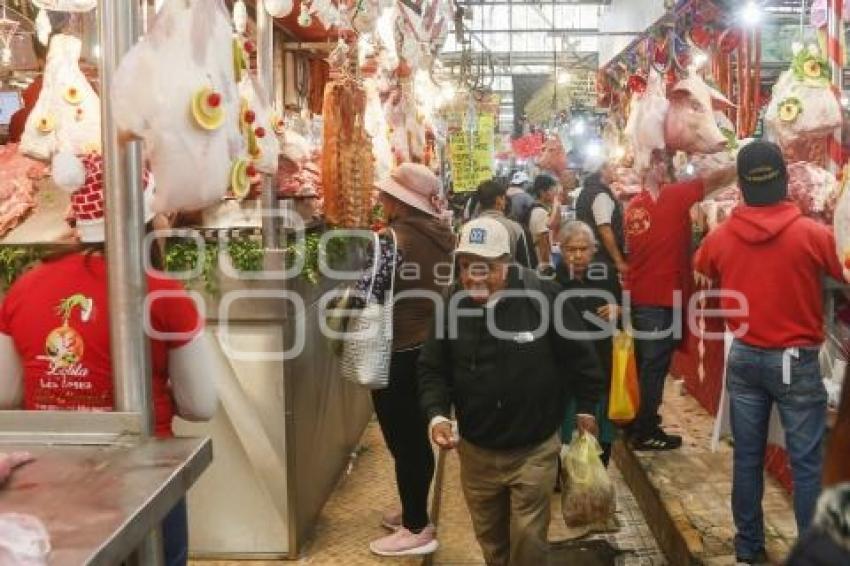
[99,0,162,560]
[257,0,280,248]
[828,0,844,173]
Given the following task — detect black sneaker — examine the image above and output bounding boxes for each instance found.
[632,429,683,451]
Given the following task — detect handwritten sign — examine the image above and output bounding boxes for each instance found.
[450,112,495,192]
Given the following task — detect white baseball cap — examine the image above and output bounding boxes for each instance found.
[456,217,511,260]
[510,171,530,186]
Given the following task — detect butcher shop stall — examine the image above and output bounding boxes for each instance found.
[0,0,455,561]
[594,0,849,500]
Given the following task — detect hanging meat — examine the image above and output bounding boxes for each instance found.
[786,161,839,224]
[664,73,735,155]
[0,145,47,238]
[111,0,243,213]
[238,74,281,175]
[833,166,850,273]
[20,34,101,161]
[624,70,668,172]
[765,45,842,149]
[537,135,568,176]
[321,79,375,228]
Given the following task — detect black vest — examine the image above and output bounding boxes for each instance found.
[575,178,625,265]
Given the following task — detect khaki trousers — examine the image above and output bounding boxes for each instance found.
[457,433,560,566]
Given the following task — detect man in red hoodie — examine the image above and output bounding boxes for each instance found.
[694,141,844,565]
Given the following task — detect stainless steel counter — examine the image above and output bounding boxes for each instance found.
[0,437,212,566]
[174,246,374,559]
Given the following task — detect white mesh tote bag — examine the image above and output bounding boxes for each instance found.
[340,230,397,389]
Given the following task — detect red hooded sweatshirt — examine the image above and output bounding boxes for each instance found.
[694,201,844,348]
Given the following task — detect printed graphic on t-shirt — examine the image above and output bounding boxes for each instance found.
[37,294,93,378]
[625,207,651,238]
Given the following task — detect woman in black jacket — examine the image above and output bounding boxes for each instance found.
[555,220,621,465]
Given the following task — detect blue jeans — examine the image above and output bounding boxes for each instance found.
[727,340,827,560]
[162,499,189,566]
[631,306,680,439]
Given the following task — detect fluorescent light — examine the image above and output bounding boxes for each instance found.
[740,1,762,26]
[571,119,585,135]
[585,141,602,157]
[692,51,708,68]
[613,146,626,160]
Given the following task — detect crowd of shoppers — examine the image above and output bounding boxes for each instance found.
[356,140,846,565]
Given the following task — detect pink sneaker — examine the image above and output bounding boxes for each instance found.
[369,525,438,556]
[381,509,402,531]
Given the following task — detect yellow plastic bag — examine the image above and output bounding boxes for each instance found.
[560,431,615,528]
[609,330,640,425]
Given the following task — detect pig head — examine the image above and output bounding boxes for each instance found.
[664,74,734,154]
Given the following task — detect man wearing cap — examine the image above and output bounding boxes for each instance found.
[506,171,534,221]
[625,149,737,451]
[694,141,845,565]
[418,218,604,565]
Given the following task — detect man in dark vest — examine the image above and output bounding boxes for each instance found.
[575,159,626,277]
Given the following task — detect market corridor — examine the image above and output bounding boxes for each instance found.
[190,421,665,566]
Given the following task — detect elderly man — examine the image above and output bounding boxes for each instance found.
[418,217,603,566]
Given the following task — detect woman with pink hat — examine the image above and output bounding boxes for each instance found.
[358,163,456,557]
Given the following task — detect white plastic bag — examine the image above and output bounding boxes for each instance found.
[0,514,51,566]
[560,431,615,528]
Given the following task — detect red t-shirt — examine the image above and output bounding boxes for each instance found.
[694,202,844,348]
[0,253,202,437]
[624,180,705,308]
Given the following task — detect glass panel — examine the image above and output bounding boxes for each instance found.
[553,5,580,28]
[481,5,510,29]
[492,76,513,91]
[481,32,511,52]
[580,5,600,28]
[511,5,552,30]
[441,34,459,53]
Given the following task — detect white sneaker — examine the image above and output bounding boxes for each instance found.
[369,525,439,556]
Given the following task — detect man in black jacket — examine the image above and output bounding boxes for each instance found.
[418,217,603,566]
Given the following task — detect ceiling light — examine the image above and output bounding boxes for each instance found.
[571,119,585,135]
[740,1,762,26]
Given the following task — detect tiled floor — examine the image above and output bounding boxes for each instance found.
[192,421,665,565]
[188,380,802,566]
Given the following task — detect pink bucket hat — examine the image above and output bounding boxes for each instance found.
[377,163,445,218]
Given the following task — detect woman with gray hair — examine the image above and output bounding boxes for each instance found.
[555,220,622,465]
